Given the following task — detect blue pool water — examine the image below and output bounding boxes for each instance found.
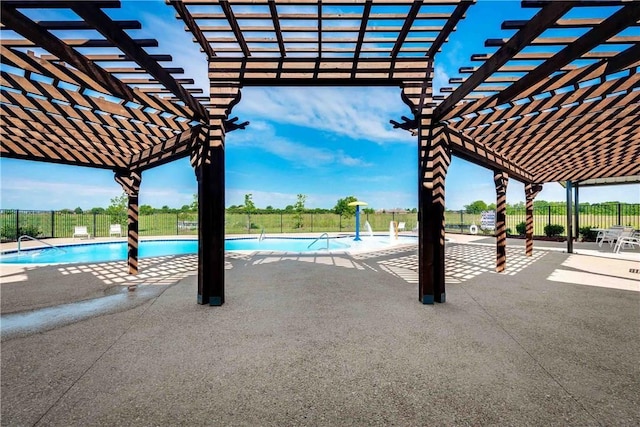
[0,237,365,265]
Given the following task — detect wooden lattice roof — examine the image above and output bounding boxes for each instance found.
[1,0,639,186]
[437,1,640,183]
[172,0,472,86]
[0,0,206,171]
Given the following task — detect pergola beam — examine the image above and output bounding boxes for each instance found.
[352,0,372,77]
[71,3,208,121]
[454,72,640,135]
[444,126,534,183]
[219,0,250,57]
[0,133,127,169]
[433,1,573,121]
[392,1,423,58]
[129,125,203,171]
[492,4,640,106]
[0,4,135,101]
[268,0,286,58]
[428,1,473,58]
[170,0,216,59]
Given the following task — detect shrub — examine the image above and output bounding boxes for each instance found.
[544,224,565,237]
[579,226,598,241]
[515,221,526,235]
[0,224,42,240]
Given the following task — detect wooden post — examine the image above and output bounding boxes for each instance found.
[194,146,225,305]
[416,123,450,303]
[494,170,508,273]
[525,183,543,256]
[401,74,447,304]
[115,170,141,275]
[192,81,241,306]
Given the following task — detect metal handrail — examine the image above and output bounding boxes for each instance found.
[307,232,330,250]
[17,235,66,253]
[259,228,266,241]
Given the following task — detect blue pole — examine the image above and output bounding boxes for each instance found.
[354,205,361,241]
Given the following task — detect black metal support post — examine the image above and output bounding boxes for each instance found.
[566,180,573,254]
[574,182,579,240]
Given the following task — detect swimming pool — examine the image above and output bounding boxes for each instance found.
[0,236,418,265]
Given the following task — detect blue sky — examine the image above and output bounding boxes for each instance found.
[1,1,638,211]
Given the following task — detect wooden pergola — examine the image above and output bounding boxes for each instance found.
[1,1,638,305]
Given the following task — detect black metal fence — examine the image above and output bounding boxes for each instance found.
[445,203,639,236]
[1,203,638,242]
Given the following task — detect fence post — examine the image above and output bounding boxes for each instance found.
[460,210,464,233]
[617,203,622,225]
[547,205,551,228]
[93,212,97,237]
[311,213,314,232]
[15,209,19,241]
[51,210,55,238]
[339,215,342,231]
[574,184,579,239]
[566,181,573,253]
[177,213,180,235]
[280,212,283,233]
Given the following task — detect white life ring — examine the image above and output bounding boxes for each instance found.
[469,224,478,235]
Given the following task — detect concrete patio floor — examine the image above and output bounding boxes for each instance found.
[1,238,639,426]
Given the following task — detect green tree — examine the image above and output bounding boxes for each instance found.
[293,194,306,228]
[334,195,358,218]
[244,194,256,215]
[244,194,257,232]
[74,207,83,214]
[90,207,105,214]
[139,204,154,215]
[363,207,375,215]
[190,194,198,211]
[106,193,128,225]
[464,200,488,214]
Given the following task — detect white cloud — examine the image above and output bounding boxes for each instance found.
[433,64,450,97]
[229,121,372,168]
[236,87,414,144]
[0,179,122,210]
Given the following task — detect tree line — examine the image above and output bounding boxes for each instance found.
[58,196,638,217]
[463,199,638,215]
[67,194,378,220]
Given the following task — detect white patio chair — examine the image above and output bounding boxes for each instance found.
[613,229,639,253]
[109,224,122,237]
[73,226,91,239]
[597,225,623,247]
[397,222,406,232]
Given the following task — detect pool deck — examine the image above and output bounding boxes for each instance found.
[1,234,639,425]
